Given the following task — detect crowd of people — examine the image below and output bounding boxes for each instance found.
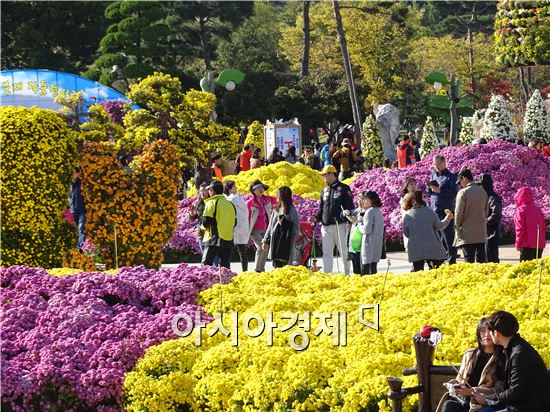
[194,150,546,272]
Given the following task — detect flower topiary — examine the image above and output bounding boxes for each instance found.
[80,139,181,269]
[494,0,550,67]
[244,120,265,154]
[419,116,439,159]
[523,89,550,144]
[480,94,518,142]
[459,117,474,146]
[361,114,384,168]
[0,107,77,267]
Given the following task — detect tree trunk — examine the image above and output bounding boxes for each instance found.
[467,5,477,95]
[332,0,361,147]
[467,26,476,94]
[449,74,459,146]
[518,67,530,106]
[301,1,310,77]
[198,16,212,71]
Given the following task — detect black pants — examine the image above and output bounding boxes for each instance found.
[486,236,500,263]
[520,247,544,261]
[362,262,377,275]
[441,398,468,412]
[202,245,232,269]
[436,210,457,264]
[233,244,248,272]
[412,260,442,272]
[462,243,487,263]
[350,252,362,275]
[273,260,287,268]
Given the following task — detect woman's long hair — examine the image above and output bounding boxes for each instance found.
[276,186,293,215]
[476,317,506,380]
[402,176,417,196]
[402,190,425,210]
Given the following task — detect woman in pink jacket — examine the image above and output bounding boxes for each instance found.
[514,187,546,261]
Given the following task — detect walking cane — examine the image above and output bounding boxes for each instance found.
[311,222,320,272]
[334,219,342,274]
[532,224,544,319]
[335,206,350,275]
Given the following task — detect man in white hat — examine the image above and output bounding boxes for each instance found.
[309,165,355,274]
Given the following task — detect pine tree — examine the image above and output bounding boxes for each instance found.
[459,117,474,146]
[361,114,384,168]
[480,94,518,142]
[420,116,439,159]
[523,89,550,145]
[244,120,265,153]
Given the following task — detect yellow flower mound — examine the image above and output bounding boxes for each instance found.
[124,259,550,411]
[47,268,118,277]
[244,120,265,153]
[0,107,77,267]
[226,161,325,199]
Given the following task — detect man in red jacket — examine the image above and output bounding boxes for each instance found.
[396,135,416,168]
[514,187,546,261]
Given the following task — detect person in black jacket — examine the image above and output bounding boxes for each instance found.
[70,167,86,251]
[429,155,459,264]
[472,311,548,412]
[476,174,502,263]
[309,165,355,274]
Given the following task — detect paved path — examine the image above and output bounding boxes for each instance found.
[163,241,549,274]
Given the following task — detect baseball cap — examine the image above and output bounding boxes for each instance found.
[320,165,337,175]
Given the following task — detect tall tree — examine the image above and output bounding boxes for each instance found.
[166,1,253,72]
[216,2,287,73]
[301,1,310,77]
[87,1,170,91]
[1,1,109,73]
[332,0,361,146]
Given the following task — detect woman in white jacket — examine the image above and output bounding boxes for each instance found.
[223,180,250,271]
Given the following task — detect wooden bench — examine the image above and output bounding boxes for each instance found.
[387,334,550,412]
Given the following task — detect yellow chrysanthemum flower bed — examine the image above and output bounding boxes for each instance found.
[0,107,77,267]
[124,259,550,412]
[204,161,325,199]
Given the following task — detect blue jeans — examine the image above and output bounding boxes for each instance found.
[74,212,86,250]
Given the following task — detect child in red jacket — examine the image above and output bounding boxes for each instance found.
[514,187,546,261]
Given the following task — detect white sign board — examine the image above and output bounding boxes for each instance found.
[264,122,301,158]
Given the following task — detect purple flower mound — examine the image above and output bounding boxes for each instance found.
[350,140,550,242]
[165,196,201,255]
[1,264,235,411]
[167,194,322,255]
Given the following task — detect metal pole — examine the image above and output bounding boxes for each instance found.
[114,224,119,270]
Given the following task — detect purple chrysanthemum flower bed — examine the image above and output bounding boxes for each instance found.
[350,140,550,242]
[1,264,234,411]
